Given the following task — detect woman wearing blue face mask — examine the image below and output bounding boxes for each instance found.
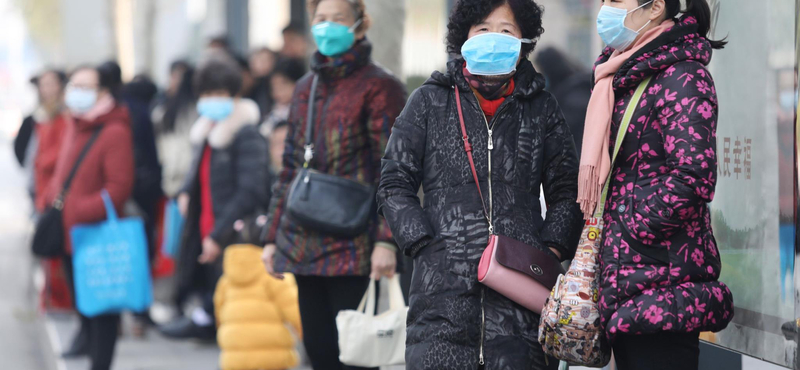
[583,1,733,369]
[377,0,583,368]
[50,64,135,370]
[160,52,269,341]
[260,0,407,369]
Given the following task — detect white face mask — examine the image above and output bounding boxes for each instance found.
[65,87,98,114]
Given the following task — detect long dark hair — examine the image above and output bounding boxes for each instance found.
[641,0,727,49]
[162,66,195,133]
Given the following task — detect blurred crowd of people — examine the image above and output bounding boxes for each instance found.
[16,23,311,370]
[12,1,599,369]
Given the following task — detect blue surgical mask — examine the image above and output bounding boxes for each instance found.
[65,87,98,114]
[597,1,653,51]
[311,19,362,57]
[461,33,532,76]
[197,97,235,121]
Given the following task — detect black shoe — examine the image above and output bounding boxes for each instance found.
[158,316,216,342]
[61,326,89,358]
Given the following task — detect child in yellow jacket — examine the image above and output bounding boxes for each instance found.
[214,244,302,370]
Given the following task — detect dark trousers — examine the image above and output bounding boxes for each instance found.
[295,275,378,370]
[613,332,700,370]
[63,257,121,370]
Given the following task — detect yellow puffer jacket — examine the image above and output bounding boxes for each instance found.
[214,245,302,370]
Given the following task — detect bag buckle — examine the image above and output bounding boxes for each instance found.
[53,195,65,210]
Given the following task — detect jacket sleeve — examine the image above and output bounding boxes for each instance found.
[635,62,718,241]
[209,126,269,243]
[539,94,583,260]
[69,123,135,224]
[377,88,436,256]
[365,77,408,246]
[271,274,302,339]
[265,81,307,244]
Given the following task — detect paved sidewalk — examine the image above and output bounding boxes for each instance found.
[0,135,56,370]
[44,311,404,370]
[46,313,222,370]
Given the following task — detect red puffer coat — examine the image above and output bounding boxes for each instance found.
[45,105,135,254]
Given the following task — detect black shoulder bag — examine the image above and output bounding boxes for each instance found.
[32,128,103,257]
[285,74,376,238]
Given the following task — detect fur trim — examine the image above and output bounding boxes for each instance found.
[190,99,261,149]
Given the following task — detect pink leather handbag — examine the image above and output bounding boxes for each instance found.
[455,87,564,314]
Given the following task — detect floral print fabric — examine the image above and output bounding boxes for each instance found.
[596,16,734,339]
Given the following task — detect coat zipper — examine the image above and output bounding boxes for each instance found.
[479,287,486,366]
[468,91,512,367]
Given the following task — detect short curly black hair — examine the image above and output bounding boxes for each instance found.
[194,52,243,96]
[446,0,544,58]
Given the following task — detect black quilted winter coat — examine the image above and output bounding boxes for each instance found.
[378,59,584,369]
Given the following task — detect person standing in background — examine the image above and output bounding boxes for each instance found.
[159,52,269,341]
[280,22,311,62]
[48,64,135,370]
[151,61,198,202]
[535,47,591,158]
[249,47,278,118]
[119,71,164,337]
[261,1,406,369]
[259,58,306,136]
[15,70,68,209]
[21,69,74,311]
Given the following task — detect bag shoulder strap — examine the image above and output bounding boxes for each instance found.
[303,74,320,168]
[594,76,653,218]
[454,87,490,224]
[54,127,103,209]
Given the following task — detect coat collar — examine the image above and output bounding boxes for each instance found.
[427,57,546,99]
[311,38,372,80]
[190,98,260,149]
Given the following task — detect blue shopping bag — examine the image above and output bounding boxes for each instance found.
[162,199,185,257]
[71,190,153,317]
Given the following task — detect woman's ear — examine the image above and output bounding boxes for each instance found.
[649,0,667,21]
[355,15,371,40]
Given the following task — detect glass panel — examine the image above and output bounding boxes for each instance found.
[707,0,797,367]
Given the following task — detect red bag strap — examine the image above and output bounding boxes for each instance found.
[455,87,490,222]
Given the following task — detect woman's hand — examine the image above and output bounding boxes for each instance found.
[177,192,190,217]
[262,243,284,279]
[198,237,221,264]
[370,244,397,280]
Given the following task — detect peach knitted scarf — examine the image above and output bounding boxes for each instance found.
[577,20,674,219]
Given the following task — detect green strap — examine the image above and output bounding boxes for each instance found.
[593,76,653,219]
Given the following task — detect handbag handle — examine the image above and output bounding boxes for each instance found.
[355,276,406,316]
[101,189,119,224]
[387,275,406,310]
[303,74,320,168]
[454,87,491,232]
[357,278,377,316]
[54,127,103,210]
[593,76,653,219]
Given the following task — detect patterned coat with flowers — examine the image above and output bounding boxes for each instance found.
[596,16,734,339]
[265,40,407,276]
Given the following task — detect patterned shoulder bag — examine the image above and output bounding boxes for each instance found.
[538,76,652,367]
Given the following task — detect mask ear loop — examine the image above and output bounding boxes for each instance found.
[348,19,363,32]
[625,0,655,33]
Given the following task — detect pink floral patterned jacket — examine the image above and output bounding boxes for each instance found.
[596,15,734,340]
